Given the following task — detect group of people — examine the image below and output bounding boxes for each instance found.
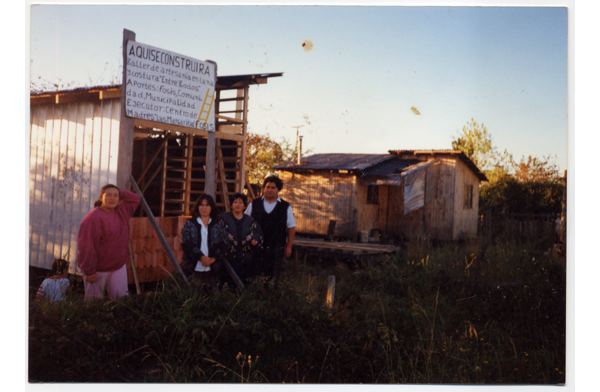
[180,175,296,291]
[36,175,295,303]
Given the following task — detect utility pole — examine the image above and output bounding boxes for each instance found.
[292,125,304,161]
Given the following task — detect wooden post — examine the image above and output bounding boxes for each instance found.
[204,60,217,198]
[184,135,194,215]
[238,86,249,194]
[117,29,136,191]
[216,138,231,211]
[326,275,336,308]
[128,241,141,294]
[205,133,216,198]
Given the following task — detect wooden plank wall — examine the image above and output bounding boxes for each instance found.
[279,171,357,238]
[29,99,121,272]
[452,158,480,239]
[425,158,456,241]
[355,178,389,235]
[398,158,457,241]
[386,185,404,235]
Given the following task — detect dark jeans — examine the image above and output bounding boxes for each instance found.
[256,246,284,289]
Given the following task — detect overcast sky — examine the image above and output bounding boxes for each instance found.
[29,1,568,171]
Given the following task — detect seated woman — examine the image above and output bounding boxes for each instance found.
[181,194,219,289]
[211,193,263,289]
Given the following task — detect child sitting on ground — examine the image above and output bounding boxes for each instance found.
[35,258,71,303]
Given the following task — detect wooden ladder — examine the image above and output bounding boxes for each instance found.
[195,88,216,130]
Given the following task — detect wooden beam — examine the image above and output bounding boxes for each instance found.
[30,95,54,105]
[216,138,230,212]
[133,118,245,141]
[136,135,169,184]
[160,135,168,217]
[216,114,248,124]
[117,29,136,191]
[185,135,194,215]
[99,88,122,100]
[239,86,249,194]
[55,91,100,104]
[245,172,256,199]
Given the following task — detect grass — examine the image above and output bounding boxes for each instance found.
[28,237,566,384]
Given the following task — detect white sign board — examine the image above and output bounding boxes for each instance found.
[124,41,216,131]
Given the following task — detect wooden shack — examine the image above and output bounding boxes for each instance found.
[273,150,487,242]
[29,72,282,283]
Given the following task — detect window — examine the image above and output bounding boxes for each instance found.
[367,185,379,204]
[464,184,473,209]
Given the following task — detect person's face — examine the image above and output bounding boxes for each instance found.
[263,182,279,201]
[232,198,245,214]
[101,188,120,211]
[198,199,212,218]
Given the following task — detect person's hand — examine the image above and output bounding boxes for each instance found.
[85,273,97,283]
[284,246,292,258]
[201,255,215,267]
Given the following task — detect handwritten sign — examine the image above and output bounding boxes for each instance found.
[124,41,216,131]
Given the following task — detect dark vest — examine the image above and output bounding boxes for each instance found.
[251,198,289,248]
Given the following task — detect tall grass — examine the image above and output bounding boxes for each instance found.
[29,238,565,383]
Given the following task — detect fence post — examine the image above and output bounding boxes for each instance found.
[326,275,336,309]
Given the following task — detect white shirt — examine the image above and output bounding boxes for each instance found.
[244,196,296,229]
[194,217,212,272]
[36,277,70,302]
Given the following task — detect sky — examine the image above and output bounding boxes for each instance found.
[28,1,569,172]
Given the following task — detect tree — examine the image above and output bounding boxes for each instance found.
[451,118,513,177]
[245,133,295,185]
[514,155,561,183]
[479,176,564,214]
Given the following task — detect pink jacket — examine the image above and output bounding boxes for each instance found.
[77,190,141,275]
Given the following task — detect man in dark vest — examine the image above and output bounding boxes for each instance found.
[245,175,296,289]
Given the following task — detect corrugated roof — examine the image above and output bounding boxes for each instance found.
[30,72,284,97]
[362,158,421,176]
[275,150,488,182]
[273,153,395,171]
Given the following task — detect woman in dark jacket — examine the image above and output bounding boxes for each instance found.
[211,193,263,289]
[181,194,219,288]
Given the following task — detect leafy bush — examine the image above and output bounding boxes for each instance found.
[480,177,564,214]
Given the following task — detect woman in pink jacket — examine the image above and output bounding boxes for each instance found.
[77,184,140,301]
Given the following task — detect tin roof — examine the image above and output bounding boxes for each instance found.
[273,153,395,172]
[275,150,487,182]
[30,72,284,102]
[362,158,421,176]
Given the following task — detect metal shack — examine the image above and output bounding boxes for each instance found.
[273,150,488,242]
[29,72,282,283]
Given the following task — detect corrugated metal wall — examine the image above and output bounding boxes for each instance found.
[29,98,121,272]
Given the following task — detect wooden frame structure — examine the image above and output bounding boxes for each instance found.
[29,73,282,276]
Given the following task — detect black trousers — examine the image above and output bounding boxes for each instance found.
[256,246,285,288]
